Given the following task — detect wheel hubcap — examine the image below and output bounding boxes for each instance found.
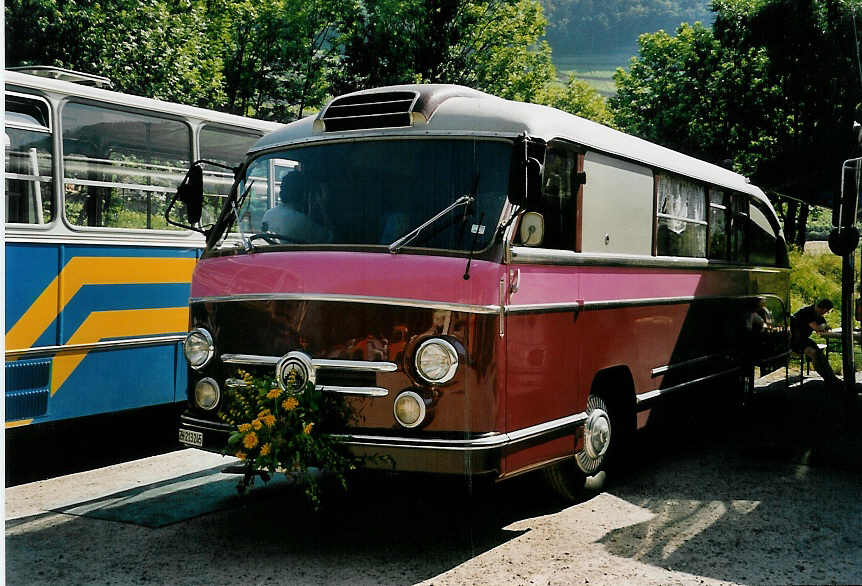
[584,408,611,460]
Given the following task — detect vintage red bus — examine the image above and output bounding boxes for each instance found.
[172,85,789,497]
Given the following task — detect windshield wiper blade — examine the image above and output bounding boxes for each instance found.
[388,195,475,253]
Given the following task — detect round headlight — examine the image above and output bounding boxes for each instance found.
[414,338,459,384]
[394,391,426,428]
[194,378,220,410]
[184,329,214,370]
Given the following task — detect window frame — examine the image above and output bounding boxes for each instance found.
[5,91,56,228]
[59,98,197,235]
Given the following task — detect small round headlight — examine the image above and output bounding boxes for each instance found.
[414,338,459,384]
[394,391,426,428]
[184,329,214,370]
[194,377,220,410]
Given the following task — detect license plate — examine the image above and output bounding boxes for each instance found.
[179,429,203,447]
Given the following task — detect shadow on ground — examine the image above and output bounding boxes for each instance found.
[598,378,862,584]
[6,379,862,584]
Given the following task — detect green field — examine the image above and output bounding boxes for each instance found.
[552,50,635,97]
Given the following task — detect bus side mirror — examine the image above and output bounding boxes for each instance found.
[520,211,545,246]
[509,156,543,209]
[178,164,204,225]
[165,163,205,233]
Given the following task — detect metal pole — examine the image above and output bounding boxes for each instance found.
[842,250,855,391]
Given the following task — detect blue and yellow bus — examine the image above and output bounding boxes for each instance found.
[5,67,282,429]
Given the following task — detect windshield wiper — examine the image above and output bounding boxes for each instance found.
[388,195,475,253]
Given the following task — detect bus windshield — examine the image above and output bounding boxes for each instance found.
[237,138,512,252]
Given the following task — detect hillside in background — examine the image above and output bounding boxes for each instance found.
[543,0,714,96]
[542,0,714,55]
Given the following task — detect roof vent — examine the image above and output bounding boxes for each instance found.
[321,91,420,132]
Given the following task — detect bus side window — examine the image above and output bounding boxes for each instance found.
[62,102,192,230]
[708,189,729,260]
[199,125,261,227]
[730,193,749,262]
[537,142,577,250]
[748,200,779,267]
[656,175,707,258]
[5,94,54,225]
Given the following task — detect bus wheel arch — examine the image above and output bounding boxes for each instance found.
[543,365,636,501]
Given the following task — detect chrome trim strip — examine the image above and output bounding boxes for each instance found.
[191,293,501,315]
[314,359,398,372]
[509,247,789,272]
[317,385,389,397]
[220,354,280,366]
[6,334,186,359]
[506,302,582,314]
[636,367,741,408]
[335,411,587,451]
[220,354,398,373]
[651,354,725,377]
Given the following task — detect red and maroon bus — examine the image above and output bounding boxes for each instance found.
[172,85,789,497]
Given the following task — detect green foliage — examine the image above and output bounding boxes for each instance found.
[788,247,843,325]
[536,74,614,126]
[335,0,557,103]
[220,369,359,508]
[6,0,226,107]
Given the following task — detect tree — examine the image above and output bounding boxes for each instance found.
[217,0,356,120]
[6,0,226,107]
[609,0,862,245]
[334,0,555,102]
[536,75,614,126]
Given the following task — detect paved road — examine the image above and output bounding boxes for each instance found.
[6,380,862,585]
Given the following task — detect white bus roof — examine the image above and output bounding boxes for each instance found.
[252,84,773,210]
[5,69,283,133]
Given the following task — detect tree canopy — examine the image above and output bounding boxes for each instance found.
[609,0,862,243]
[6,0,612,125]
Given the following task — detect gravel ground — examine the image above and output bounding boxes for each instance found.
[6,379,862,585]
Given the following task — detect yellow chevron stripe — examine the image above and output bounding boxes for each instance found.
[5,419,34,428]
[51,307,190,395]
[6,256,196,351]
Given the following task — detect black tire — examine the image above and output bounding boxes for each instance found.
[543,394,622,501]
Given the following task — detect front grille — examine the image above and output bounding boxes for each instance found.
[220,353,395,397]
[322,91,419,132]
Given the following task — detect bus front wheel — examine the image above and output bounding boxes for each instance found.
[543,394,618,501]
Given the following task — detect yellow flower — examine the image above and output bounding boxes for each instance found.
[266,388,282,399]
[238,369,253,383]
[260,443,271,456]
[262,414,276,428]
[303,422,315,435]
[243,432,259,449]
[251,419,262,430]
[282,397,299,411]
[238,423,252,433]
[258,408,272,418]
[235,451,247,460]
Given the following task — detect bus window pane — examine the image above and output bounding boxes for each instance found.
[538,144,577,250]
[200,126,261,226]
[657,217,706,257]
[749,202,777,266]
[6,95,50,129]
[708,190,728,259]
[5,127,54,224]
[731,194,749,262]
[62,102,191,230]
[657,176,706,257]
